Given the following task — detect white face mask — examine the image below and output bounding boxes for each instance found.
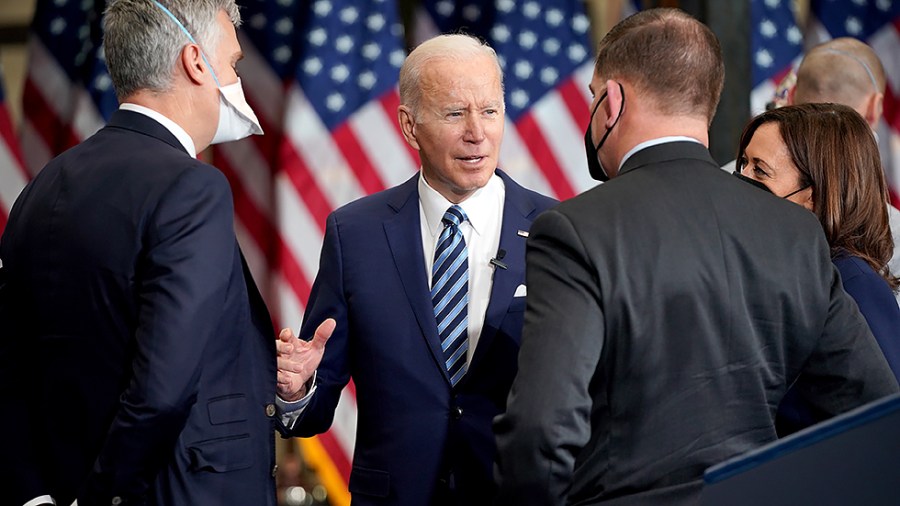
[210,77,263,145]
[151,1,263,145]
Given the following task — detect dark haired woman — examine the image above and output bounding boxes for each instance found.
[736,102,900,433]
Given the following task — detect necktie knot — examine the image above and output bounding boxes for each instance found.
[442,205,467,229]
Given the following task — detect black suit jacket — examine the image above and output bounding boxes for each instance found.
[0,110,280,505]
[494,141,899,505]
[287,171,556,505]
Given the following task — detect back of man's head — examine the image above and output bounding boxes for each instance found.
[595,8,724,125]
[793,37,885,122]
[102,0,240,102]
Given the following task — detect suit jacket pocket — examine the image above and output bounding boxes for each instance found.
[509,295,527,312]
[187,434,253,473]
[207,394,248,425]
[348,465,391,498]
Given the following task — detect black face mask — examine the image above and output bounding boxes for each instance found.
[732,169,811,199]
[732,170,774,194]
[584,83,625,182]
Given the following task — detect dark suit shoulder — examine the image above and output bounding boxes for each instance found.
[329,176,417,226]
[833,254,877,283]
[60,124,225,190]
[7,125,232,256]
[833,254,899,316]
[556,154,821,236]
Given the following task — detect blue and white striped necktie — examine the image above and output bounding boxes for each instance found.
[431,205,469,387]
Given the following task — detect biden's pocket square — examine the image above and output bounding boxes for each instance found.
[514,284,527,297]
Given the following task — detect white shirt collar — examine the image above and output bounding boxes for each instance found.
[619,136,703,171]
[119,103,197,157]
[418,171,502,239]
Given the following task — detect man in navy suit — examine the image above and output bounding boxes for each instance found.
[0,1,330,505]
[276,34,556,505]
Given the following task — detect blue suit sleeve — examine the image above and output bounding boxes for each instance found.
[287,212,352,436]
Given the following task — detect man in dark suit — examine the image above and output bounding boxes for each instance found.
[493,8,899,506]
[0,1,329,505]
[276,34,556,505]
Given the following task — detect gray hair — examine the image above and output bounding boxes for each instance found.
[103,0,241,101]
[399,34,505,122]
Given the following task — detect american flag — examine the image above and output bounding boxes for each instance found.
[0,67,28,235]
[805,0,900,207]
[19,0,115,177]
[750,0,804,116]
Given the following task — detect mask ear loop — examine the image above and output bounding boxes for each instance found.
[782,184,811,199]
[595,83,625,151]
[151,0,221,87]
[588,97,604,158]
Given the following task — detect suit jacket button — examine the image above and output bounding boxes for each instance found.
[266,403,277,417]
[111,497,123,505]
[452,406,463,419]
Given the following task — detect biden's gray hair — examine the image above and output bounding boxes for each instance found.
[102,0,241,101]
[399,33,505,122]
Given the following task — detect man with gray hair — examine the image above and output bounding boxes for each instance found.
[0,1,330,505]
[275,33,555,505]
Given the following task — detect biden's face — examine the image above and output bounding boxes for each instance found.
[404,55,505,203]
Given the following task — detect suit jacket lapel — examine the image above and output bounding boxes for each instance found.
[469,171,535,373]
[383,175,451,385]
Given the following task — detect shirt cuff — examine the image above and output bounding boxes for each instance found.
[23,496,56,506]
[276,371,317,429]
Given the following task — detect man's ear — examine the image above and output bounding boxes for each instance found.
[398,105,421,151]
[863,92,884,128]
[180,44,209,86]
[785,85,796,105]
[604,79,623,129]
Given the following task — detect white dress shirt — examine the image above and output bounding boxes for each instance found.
[23,496,58,506]
[619,135,703,171]
[419,172,505,363]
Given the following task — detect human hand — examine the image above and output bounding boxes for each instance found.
[276,318,335,401]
